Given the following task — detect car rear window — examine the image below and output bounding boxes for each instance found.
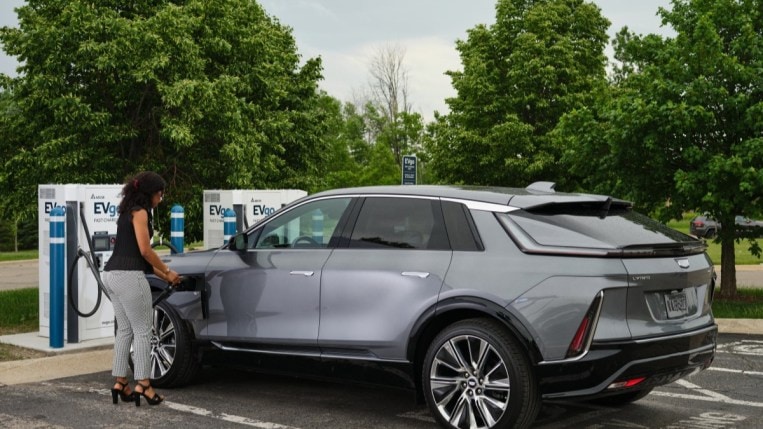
[501,205,700,253]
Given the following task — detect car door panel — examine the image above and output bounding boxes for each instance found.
[318,197,452,361]
[201,249,330,344]
[199,197,353,345]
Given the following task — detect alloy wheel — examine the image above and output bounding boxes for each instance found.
[428,334,511,429]
[130,304,177,380]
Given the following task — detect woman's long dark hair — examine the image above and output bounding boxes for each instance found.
[117,171,167,216]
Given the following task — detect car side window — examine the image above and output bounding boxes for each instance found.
[349,197,449,250]
[253,197,351,249]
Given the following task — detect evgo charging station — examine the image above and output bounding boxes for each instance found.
[38,184,122,343]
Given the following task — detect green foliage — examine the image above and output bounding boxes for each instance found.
[561,0,763,296]
[0,0,329,241]
[540,0,763,297]
[0,216,36,251]
[427,0,610,187]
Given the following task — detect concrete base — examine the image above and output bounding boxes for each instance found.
[0,332,113,355]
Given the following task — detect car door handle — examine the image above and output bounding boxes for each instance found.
[402,271,430,279]
[290,271,314,277]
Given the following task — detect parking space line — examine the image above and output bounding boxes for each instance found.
[653,379,763,408]
[708,366,763,377]
[66,385,303,429]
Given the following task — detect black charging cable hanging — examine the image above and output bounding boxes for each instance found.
[67,203,110,318]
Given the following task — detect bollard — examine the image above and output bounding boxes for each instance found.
[312,210,324,245]
[170,204,184,254]
[49,206,65,348]
[223,208,236,244]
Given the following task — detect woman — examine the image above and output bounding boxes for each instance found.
[102,171,180,406]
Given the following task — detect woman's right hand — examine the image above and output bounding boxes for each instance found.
[166,269,181,286]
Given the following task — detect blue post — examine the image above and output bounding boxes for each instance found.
[170,204,184,254]
[49,206,65,348]
[223,208,236,244]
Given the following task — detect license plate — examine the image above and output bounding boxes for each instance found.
[665,290,688,319]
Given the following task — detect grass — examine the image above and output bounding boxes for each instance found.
[666,213,763,265]
[0,288,39,336]
[712,288,763,319]
[0,249,39,262]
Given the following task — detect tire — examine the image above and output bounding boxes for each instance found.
[705,228,716,239]
[422,318,540,429]
[591,387,653,406]
[128,299,201,388]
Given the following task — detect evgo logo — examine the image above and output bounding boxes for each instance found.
[94,202,118,217]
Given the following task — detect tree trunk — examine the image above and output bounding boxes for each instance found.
[719,235,737,298]
[11,218,19,253]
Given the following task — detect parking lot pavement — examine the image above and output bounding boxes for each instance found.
[0,333,760,429]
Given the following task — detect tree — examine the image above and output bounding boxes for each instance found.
[426,0,610,187]
[0,0,328,241]
[563,0,763,297]
[367,44,413,166]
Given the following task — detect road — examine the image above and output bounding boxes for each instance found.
[0,333,760,428]
[2,259,763,292]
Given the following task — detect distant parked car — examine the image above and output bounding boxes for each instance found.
[735,215,763,237]
[690,214,719,238]
[689,214,763,238]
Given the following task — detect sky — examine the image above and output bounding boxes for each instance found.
[0,0,673,121]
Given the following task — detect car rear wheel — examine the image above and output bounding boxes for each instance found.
[422,318,540,429]
[128,299,200,387]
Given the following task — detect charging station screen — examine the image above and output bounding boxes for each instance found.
[92,235,111,251]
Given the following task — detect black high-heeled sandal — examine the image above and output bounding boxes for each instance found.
[110,380,134,404]
[134,382,164,407]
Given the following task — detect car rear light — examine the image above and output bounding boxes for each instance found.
[607,376,646,390]
[693,221,704,227]
[565,291,603,359]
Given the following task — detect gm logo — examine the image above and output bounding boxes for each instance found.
[94,202,118,217]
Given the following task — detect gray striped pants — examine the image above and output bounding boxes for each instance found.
[102,270,153,380]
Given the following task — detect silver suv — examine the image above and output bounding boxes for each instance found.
[143,183,717,429]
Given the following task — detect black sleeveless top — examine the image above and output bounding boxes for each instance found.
[104,206,154,273]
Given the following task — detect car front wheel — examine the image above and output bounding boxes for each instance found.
[422,318,540,429]
[128,299,200,387]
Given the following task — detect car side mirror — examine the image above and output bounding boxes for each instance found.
[230,233,247,251]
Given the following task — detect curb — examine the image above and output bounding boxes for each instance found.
[0,349,113,386]
[716,318,763,335]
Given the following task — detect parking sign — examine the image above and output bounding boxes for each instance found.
[402,155,417,185]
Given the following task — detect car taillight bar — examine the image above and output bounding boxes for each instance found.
[565,291,603,359]
[607,376,646,389]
